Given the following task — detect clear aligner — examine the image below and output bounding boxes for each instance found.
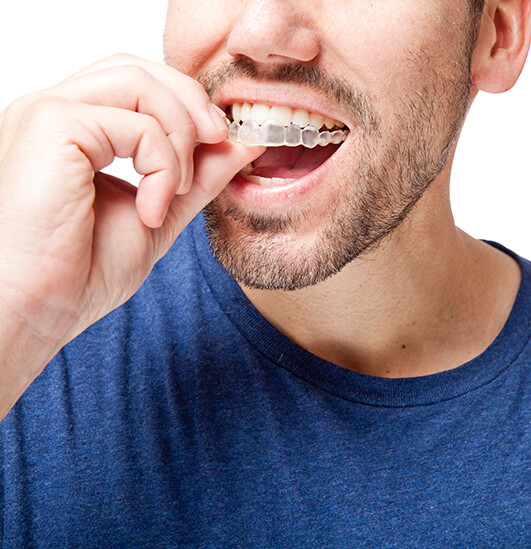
[227,119,348,148]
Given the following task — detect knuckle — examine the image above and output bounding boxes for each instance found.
[168,124,196,159]
[0,95,42,156]
[3,93,61,127]
[21,95,68,125]
[3,94,36,121]
[110,52,141,64]
[179,113,197,142]
[137,113,164,138]
[114,64,153,86]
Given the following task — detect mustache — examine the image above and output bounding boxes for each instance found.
[196,56,380,133]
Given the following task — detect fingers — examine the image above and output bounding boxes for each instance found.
[191,142,265,202]
[52,67,199,191]
[69,103,183,228]
[49,57,230,197]
[155,142,266,252]
[73,104,262,231]
[4,54,258,236]
[56,54,228,145]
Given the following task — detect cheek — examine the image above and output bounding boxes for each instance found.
[323,2,462,100]
[164,0,233,76]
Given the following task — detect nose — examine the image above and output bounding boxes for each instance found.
[227,0,320,64]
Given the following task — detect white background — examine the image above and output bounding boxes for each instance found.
[0,1,529,257]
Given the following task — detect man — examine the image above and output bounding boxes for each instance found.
[0,0,529,546]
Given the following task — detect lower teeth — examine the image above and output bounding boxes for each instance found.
[227,119,348,148]
[246,175,295,186]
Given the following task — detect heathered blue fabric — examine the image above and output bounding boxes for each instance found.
[1,213,530,548]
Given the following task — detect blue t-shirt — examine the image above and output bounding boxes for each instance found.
[1,214,530,548]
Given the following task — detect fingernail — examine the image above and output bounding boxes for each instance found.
[209,103,229,133]
[159,202,171,228]
[176,162,193,194]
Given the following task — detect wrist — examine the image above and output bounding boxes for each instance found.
[0,282,70,421]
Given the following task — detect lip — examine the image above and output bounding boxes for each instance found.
[215,81,353,130]
[226,131,352,206]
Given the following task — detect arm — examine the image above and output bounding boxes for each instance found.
[0,54,264,420]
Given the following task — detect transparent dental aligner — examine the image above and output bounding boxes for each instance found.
[285,124,302,146]
[227,120,348,148]
[239,120,261,146]
[302,126,320,148]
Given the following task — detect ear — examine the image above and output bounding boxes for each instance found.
[471,0,531,93]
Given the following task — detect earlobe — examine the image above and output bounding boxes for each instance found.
[471,0,531,93]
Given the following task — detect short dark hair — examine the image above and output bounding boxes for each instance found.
[467,0,485,50]
[469,0,485,18]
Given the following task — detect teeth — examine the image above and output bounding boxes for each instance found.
[227,102,349,148]
[240,102,252,121]
[318,131,331,147]
[324,118,335,130]
[231,103,242,124]
[292,109,310,128]
[260,120,285,146]
[229,102,346,131]
[251,103,270,125]
[240,119,261,146]
[227,120,348,148]
[246,174,296,186]
[309,112,325,130]
[228,118,240,142]
[302,126,320,148]
[330,130,346,145]
[285,124,302,146]
[270,106,293,126]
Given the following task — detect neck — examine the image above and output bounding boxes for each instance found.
[241,170,521,378]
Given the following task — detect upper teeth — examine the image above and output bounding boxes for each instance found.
[230,102,345,131]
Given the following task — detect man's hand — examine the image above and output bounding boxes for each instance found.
[0,54,264,418]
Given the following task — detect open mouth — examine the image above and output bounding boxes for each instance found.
[225,102,350,187]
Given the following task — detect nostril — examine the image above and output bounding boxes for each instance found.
[226,2,320,65]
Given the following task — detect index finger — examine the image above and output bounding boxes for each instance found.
[62,53,227,145]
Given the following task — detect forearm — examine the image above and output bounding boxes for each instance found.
[0,287,67,421]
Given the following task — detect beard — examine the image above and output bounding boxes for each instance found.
[198,35,475,291]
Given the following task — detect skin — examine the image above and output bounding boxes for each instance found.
[164,0,530,375]
[0,60,265,418]
[0,0,529,419]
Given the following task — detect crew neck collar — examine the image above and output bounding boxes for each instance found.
[191,215,530,407]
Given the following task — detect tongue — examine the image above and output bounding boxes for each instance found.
[251,144,339,179]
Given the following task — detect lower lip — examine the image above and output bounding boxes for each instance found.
[226,138,347,205]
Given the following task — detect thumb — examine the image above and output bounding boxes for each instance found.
[153,141,265,258]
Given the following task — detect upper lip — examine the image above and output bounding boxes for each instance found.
[215,81,352,130]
